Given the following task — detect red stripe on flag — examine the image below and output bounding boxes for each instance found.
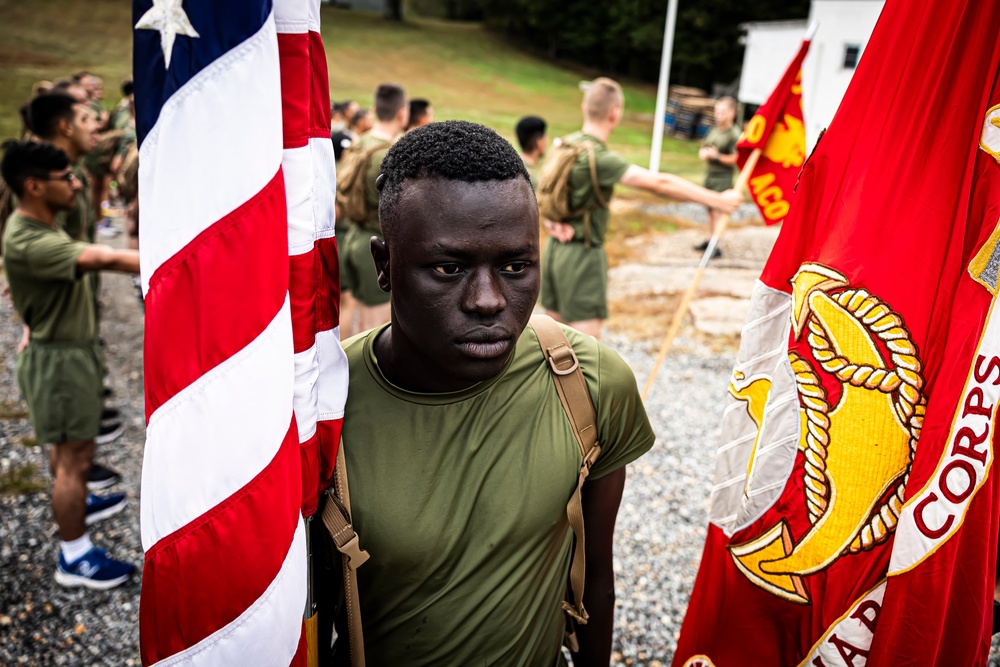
[315,236,341,332]
[317,417,343,502]
[299,431,320,517]
[139,420,302,664]
[309,31,332,138]
[278,32,310,149]
[143,171,289,420]
[291,623,309,667]
[289,249,318,353]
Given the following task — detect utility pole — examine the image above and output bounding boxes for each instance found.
[649,0,680,173]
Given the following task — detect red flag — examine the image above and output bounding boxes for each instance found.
[673,0,1000,664]
[736,39,810,226]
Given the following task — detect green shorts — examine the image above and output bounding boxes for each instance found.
[339,225,355,294]
[704,173,734,192]
[540,238,608,322]
[342,226,390,307]
[16,339,103,444]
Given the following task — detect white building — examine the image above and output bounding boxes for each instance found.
[738,0,885,149]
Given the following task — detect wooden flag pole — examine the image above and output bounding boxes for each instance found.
[641,148,762,400]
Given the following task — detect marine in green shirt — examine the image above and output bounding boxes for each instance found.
[338,84,409,335]
[697,96,742,254]
[516,114,548,189]
[319,121,655,667]
[540,78,743,338]
[1,140,140,589]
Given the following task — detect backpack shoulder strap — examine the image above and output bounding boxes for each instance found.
[529,314,601,652]
[322,441,369,667]
[582,141,609,209]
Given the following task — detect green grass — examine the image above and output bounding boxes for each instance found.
[0,463,45,495]
[0,1,703,181]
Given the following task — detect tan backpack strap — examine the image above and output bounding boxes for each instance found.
[529,314,601,652]
[584,142,609,209]
[322,441,369,667]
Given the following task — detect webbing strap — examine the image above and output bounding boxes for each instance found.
[322,442,368,667]
[529,314,601,651]
[581,142,606,248]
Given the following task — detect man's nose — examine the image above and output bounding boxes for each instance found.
[462,268,505,315]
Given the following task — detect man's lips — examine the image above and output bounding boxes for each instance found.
[456,332,514,360]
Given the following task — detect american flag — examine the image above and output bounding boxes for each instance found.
[133,0,347,663]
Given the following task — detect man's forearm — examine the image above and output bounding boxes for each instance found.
[572,569,616,667]
[654,172,725,208]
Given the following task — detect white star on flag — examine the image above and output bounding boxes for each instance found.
[135,0,199,69]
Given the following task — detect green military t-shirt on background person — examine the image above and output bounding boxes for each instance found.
[341,131,393,307]
[332,321,656,666]
[540,132,630,322]
[702,124,742,192]
[3,212,102,443]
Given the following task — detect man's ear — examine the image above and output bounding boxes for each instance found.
[58,117,73,138]
[371,235,390,293]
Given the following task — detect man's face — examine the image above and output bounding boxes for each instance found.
[536,133,548,157]
[69,104,100,155]
[714,102,735,127]
[28,167,82,212]
[378,177,540,391]
[414,106,434,128]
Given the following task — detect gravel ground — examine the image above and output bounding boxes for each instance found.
[1,225,998,665]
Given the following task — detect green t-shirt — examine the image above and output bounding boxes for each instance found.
[522,155,540,190]
[563,132,631,247]
[702,124,742,183]
[56,163,94,242]
[2,212,94,342]
[355,131,393,234]
[334,322,656,666]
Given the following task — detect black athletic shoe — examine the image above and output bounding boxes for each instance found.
[87,463,122,491]
[100,407,121,423]
[709,246,722,260]
[694,240,710,251]
[95,421,125,445]
[102,386,113,399]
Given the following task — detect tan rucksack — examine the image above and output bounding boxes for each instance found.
[116,142,140,203]
[323,314,601,666]
[335,139,390,223]
[536,137,609,247]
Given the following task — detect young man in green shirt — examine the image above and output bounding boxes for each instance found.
[516,114,548,188]
[697,96,742,257]
[541,78,743,338]
[1,141,141,589]
[326,120,655,666]
[27,93,125,488]
[339,83,409,337]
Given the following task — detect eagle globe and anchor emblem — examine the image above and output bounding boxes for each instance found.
[726,263,925,604]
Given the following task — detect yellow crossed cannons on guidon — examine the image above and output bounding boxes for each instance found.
[728,264,926,604]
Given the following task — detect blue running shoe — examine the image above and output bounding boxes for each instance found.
[55,547,134,590]
[85,493,127,526]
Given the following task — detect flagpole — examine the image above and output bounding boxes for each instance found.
[649,0,680,172]
[641,148,762,400]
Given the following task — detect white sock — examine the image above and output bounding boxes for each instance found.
[61,534,94,564]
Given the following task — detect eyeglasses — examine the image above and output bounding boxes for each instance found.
[38,172,79,183]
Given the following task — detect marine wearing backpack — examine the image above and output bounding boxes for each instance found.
[536,135,608,248]
[336,135,391,224]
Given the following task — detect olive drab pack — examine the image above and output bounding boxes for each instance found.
[335,139,390,223]
[535,137,608,246]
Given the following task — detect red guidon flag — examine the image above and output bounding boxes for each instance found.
[673,0,1000,665]
[736,38,810,226]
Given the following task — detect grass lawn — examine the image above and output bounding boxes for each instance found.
[0,1,704,182]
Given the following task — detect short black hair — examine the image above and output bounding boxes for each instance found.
[515,116,547,153]
[351,109,369,126]
[373,84,406,122]
[121,79,134,97]
[1,140,70,197]
[27,93,78,140]
[407,99,431,128]
[71,71,93,83]
[378,120,530,239]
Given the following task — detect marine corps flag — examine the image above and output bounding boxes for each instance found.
[735,37,810,225]
[673,0,1000,664]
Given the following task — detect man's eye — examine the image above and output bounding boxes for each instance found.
[501,262,529,274]
[433,264,462,275]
